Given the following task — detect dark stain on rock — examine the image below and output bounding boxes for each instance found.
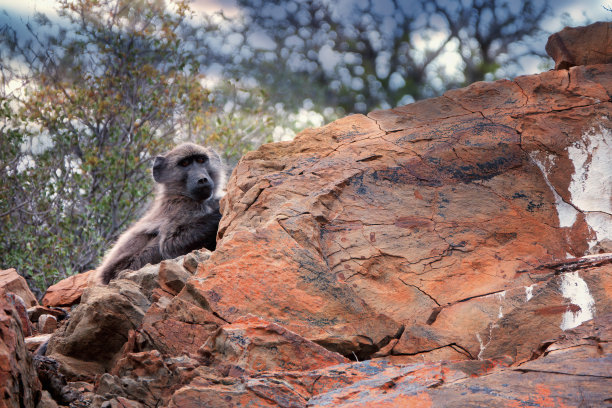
[526,200,544,212]
[206,290,221,303]
[535,304,581,315]
[493,232,517,244]
[439,154,522,183]
[394,217,433,230]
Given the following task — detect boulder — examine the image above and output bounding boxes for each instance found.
[546,22,612,69]
[202,315,349,373]
[171,62,612,361]
[0,268,38,307]
[42,270,95,307]
[0,289,41,407]
[46,265,161,379]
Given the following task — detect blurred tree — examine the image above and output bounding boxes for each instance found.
[0,0,210,289]
[201,0,550,113]
[427,0,550,86]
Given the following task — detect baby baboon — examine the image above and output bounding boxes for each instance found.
[96,143,226,284]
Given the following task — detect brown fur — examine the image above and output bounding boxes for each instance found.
[96,143,226,284]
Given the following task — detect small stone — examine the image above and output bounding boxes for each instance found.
[38,314,58,334]
[28,305,67,323]
[158,260,191,295]
[182,249,212,274]
[25,333,53,353]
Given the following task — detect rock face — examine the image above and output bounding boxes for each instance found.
[0,289,41,407]
[35,23,612,407]
[196,62,612,362]
[0,268,38,307]
[546,22,612,69]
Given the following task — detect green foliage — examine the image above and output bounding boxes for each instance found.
[0,0,210,289]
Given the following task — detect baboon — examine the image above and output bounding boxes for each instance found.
[96,143,226,284]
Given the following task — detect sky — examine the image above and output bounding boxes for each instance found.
[0,0,610,80]
[1,0,610,32]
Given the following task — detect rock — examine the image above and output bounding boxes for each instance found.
[27,305,68,323]
[42,270,95,307]
[115,264,161,300]
[304,315,612,406]
[36,391,59,408]
[136,287,226,356]
[170,62,612,362]
[0,268,38,307]
[102,397,146,408]
[476,255,612,363]
[33,355,81,405]
[168,378,305,408]
[182,249,212,274]
[202,315,349,373]
[43,257,213,380]
[26,333,53,353]
[158,260,191,295]
[546,22,612,69]
[0,288,41,407]
[5,292,33,336]
[93,351,205,407]
[38,314,58,334]
[46,271,157,380]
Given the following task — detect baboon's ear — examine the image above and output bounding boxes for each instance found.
[152,156,167,183]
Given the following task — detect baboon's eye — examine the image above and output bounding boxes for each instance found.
[195,155,208,164]
[178,158,192,167]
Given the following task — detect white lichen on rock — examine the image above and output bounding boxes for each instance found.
[530,152,578,228]
[495,291,506,318]
[567,124,612,250]
[559,271,595,331]
[525,284,535,301]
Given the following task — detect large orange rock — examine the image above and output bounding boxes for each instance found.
[174,63,612,361]
[42,270,95,307]
[0,268,38,307]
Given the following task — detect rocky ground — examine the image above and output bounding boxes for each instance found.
[1,22,611,408]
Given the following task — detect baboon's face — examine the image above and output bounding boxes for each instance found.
[152,143,222,201]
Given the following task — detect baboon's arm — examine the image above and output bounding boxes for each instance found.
[96,228,162,284]
[159,211,221,258]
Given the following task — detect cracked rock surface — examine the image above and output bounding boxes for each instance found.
[195,62,612,361]
[27,23,612,407]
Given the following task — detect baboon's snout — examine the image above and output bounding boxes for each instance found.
[197,175,211,186]
[188,170,214,201]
